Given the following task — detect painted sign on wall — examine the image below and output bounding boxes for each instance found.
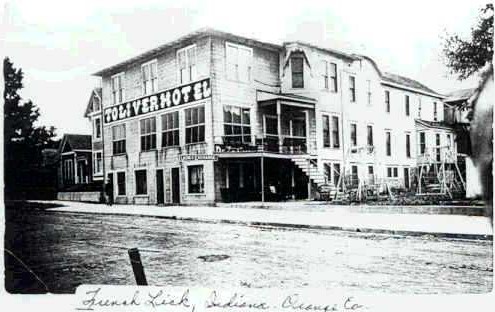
[103,78,211,124]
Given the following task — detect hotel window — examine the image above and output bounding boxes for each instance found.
[367,125,373,146]
[112,124,126,155]
[93,117,102,140]
[387,167,398,178]
[385,90,390,113]
[142,60,157,95]
[433,102,438,121]
[92,96,101,112]
[185,106,205,144]
[161,111,179,147]
[224,105,251,144]
[349,76,356,102]
[351,165,359,186]
[350,123,357,146]
[405,95,410,116]
[436,133,441,161]
[111,73,124,104]
[93,152,102,175]
[332,116,340,148]
[447,134,452,150]
[321,60,329,90]
[188,165,204,193]
[324,163,332,184]
[117,172,126,196]
[226,43,252,83]
[291,55,304,88]
[330,63,338,92]
[367,80,372,105]
[178,45,197,84]
[406,133,411,158]
[386,131,391,156]
[323,115,330,148]
[135,170,147,195]
[140,117,157,151]
[419,132,426,155]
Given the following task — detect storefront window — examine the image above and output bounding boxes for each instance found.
[161,111,179,147]
[140,117,156,151]
[224,105,251,144]
[188,165,204,193]
[185,106,205,144]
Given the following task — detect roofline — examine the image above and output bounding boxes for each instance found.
[93,28,282,77]
[381,80,445,99]
[283,41,359,61]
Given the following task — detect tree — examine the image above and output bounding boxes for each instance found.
[3,57,57,199]
[443,4,494,80]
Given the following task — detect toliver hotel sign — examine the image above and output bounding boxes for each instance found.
[103,78,211,124]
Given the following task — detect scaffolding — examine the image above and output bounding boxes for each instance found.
[416,145,466,198]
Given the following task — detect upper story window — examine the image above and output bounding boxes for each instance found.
[93,152,103,175]
[161,111,179,148]
[178,45,197,84]
[350,123,357,146]
[140,117,157,151]
[320,61,338,92]
[112,124,126,155]
[185,105,205,144]
[385,90,390,113]
[142,60,157,95]
[406,133,411,158]
[433,102,438,121]
[367,125,373,146]
[405,95,410,116]
[349,76,356,102]
[224,105,251,144]
[323,115,340,148]
[419,131,426,155]
[291,55,304,88]
[111,73,124,105]
[92,97,101,112]
[93,117,102,140]
[385,131,392,156]
[367,80,372,106]
[226,42,252,83]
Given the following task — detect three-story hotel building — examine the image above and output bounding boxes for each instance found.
[85,28,457,205]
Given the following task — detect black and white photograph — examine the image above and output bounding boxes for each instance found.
[1,0,494,310]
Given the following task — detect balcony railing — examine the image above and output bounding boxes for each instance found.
[215,135,307,154]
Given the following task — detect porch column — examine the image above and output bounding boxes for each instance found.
[261,156,265,202]
[277,100,282,152]
[304,110,309,153]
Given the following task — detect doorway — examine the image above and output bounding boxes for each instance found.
[404,167,410,190]
[156,169,164,205]
[171,167,180,204]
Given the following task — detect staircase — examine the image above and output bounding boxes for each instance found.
[290,156,327,188]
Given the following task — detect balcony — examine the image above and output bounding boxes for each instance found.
[215,135,307,154]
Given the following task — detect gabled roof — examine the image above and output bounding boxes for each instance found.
[382,72,443,98]
[84,87,102,117]
[59,134,92,153]
[444,88,476,103]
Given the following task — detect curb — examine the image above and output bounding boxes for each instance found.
[46,208,493,241]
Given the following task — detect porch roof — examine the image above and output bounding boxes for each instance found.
[256,90,316,108]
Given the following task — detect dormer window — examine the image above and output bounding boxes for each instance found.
[92,96,101,112]
[178,45,197,84]
[291,55,304,88]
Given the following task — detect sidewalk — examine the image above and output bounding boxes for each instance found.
[39,200,493,239]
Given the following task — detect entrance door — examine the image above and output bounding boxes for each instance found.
[404,168,410,190]
[156,169,164,205]
[171,167,180,204]
[107,173,114,204]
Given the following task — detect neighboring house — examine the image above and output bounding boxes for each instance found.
[57,134,93,189]
[89,28,463,205]
[84,87,104,183]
